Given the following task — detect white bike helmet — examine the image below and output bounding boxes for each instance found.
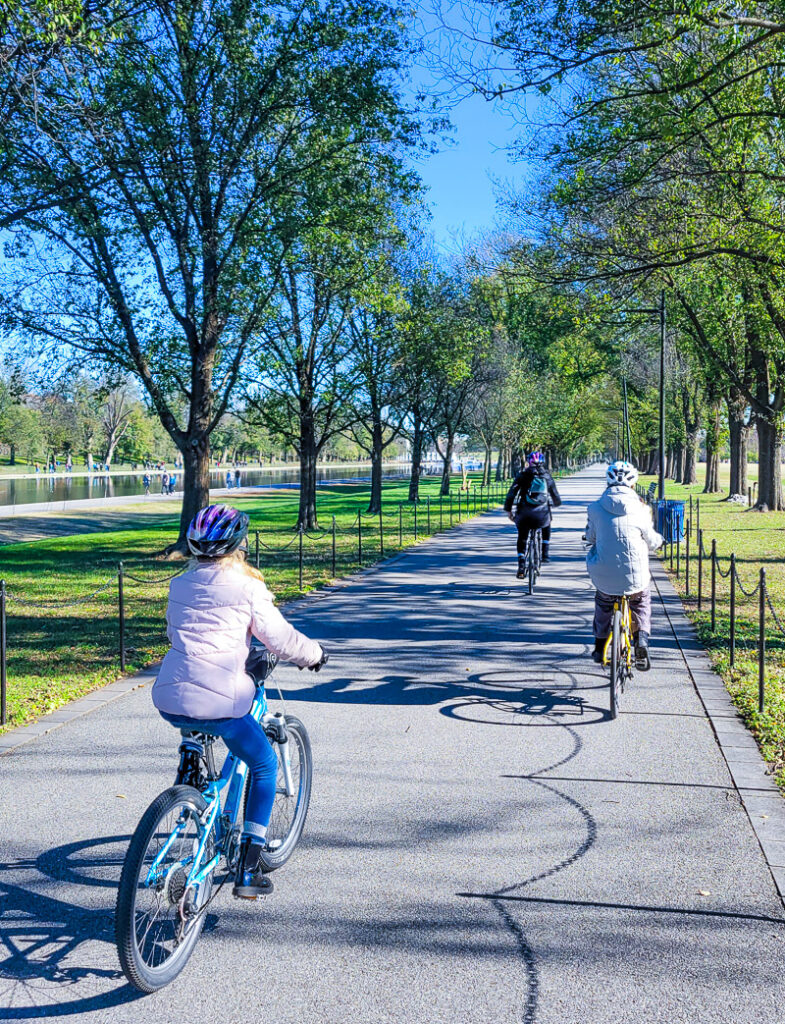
[606,460,638,488]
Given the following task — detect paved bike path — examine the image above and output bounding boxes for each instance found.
[1,466,783,1023]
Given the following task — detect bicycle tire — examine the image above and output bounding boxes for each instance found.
[115,785,213,993]
[527,540,535,594]
[609,609,622,719]
[243,715,312,872]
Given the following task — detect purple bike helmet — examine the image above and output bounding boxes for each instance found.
[528,451,545,465]
[187,504,249,557]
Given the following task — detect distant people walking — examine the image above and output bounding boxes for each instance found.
[161,471,169,494]
[143,473,151,496]
[66,456,72,473]
[234,468,241,489]
[168,473,177,494]
[226,470,233,489]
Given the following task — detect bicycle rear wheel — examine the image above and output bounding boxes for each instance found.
[115,785,213,993]
[243,715,313,872]
[609,610,623,720]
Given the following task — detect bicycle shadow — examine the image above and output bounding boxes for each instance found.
[0,835,218,1016]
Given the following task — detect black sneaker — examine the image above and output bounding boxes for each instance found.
[591,648,603,664]
[635,636,651,672]
[233,839,273,899]
[541,547,550,563]
[516,560,526,579]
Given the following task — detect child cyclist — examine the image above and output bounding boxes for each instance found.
[152,505,326,899]
[504,451,562,575]
[585,461,663,670]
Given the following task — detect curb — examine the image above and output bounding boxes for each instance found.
[0,671,157,758]
[0,507,501,756]
[652,558,785,903]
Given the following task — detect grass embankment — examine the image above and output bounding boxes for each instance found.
[641,471,785,786]
[0,474,505,732]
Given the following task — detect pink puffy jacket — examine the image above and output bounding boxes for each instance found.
[152,563,322,720]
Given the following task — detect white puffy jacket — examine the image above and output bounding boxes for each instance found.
[585,485,664,596]
[152,563,322,720]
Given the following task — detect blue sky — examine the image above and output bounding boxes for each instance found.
[409,5,534,249]
[414,91,523,247]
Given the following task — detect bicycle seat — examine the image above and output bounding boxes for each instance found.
[245,646,278,684]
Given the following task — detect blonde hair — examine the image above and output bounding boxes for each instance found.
[192,548,265,581]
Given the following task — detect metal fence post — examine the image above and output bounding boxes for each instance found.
[710,539,716,632]
[357,515,362,567]
[689,494,693,536]
[696,497,700,536]
[378,504,384,558]
[729,553,736,668]
[331,516,336,577]
[449,494,453,526]
[697,529,703,611]
[118,561,126,671]
[676,524,681,577]
[298,526,304,593]
[414,501,418,540]
[427,496,431,532]
[759,567,767,713]
[0,579,6,726]
[440,496,443,530]
[685,521,691,597]
[398,504,402,546]
[255,530,260,569]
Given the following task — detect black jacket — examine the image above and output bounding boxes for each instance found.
[504,466,562,521]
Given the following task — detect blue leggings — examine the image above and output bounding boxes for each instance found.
[161,711,278,842]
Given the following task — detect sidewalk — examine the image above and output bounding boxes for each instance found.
[0,466,783,1023]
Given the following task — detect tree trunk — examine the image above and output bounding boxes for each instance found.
[683,431,698,485]
[9,443,15,465]
[727,391,749,498]
[298,412,319,529]
[703,403,721,493]
[408,411,423,503]
[177,439,210,549]
[367,411,383,514]
[755,415,785,511]
[482,442,492,487]
[495,449,503,481]
[440,434,454,496]
[510,448,524,477]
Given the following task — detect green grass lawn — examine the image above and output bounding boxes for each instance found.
[641,470,785,786]
[0,474,507,732]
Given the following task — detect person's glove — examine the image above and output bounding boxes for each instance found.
[308,647,329,672]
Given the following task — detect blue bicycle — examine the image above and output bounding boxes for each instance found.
[115,651,312,992]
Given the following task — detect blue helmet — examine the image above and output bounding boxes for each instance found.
[187,504,249,557]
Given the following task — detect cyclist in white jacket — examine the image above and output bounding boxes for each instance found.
[585,461,663,670]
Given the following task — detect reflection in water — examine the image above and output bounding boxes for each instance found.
[2,464,406,509]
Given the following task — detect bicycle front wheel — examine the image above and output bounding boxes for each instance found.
[609,610,623,719]
[115,785,213,993]
[250,715,313,872]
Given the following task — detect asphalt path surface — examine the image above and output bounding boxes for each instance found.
[1,466,783,1023]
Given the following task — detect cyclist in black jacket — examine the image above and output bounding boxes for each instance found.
[504,452,562,576]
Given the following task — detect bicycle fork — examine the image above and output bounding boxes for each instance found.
[263,711,295,798]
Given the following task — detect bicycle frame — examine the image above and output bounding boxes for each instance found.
[601,596,634,667]
[143,684,294,903]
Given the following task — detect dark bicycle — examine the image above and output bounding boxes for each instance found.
[523,527,542,594]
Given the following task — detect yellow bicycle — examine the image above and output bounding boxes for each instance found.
[602,595,634,719]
